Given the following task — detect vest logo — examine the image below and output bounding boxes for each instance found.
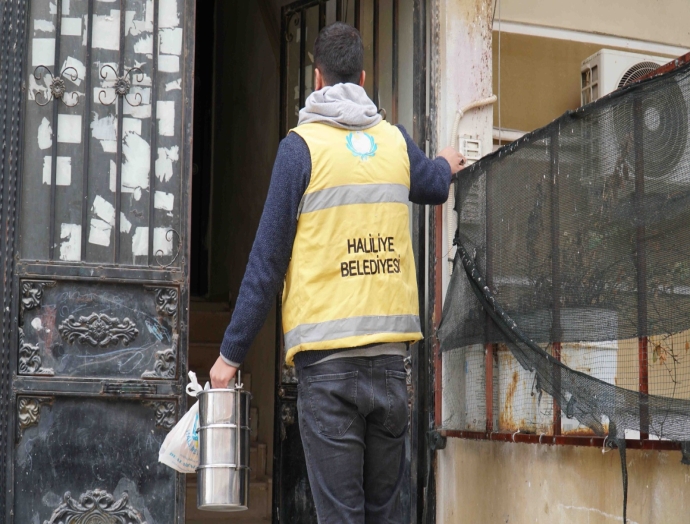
[346,131,377,160]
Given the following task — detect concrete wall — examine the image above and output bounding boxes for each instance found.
[437,439,690,524]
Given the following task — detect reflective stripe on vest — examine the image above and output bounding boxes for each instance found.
[284,314,422,350]
[299,183,409,215]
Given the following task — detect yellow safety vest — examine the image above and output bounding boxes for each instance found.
[283,121,422,366]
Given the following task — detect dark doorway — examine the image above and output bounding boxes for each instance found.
[190,0,215,297]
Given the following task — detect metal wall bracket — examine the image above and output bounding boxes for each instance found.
[428,430,447,451]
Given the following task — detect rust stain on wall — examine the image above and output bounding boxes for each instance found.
[499,370,520,431]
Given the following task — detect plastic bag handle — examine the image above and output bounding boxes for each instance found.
[186,371,203,397]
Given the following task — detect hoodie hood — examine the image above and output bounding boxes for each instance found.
[298,83,382,130]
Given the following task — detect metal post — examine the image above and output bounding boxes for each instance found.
[633,96,649,439]
[80,0,95,261]
[113,0,127,262]
[48,0,63,260]
[550,127,562,436]
[485,164,495,433]
[147,0,160,265]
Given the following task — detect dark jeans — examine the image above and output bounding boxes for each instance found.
[297,355,409,524]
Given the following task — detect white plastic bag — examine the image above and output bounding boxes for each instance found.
[158,371,207,473]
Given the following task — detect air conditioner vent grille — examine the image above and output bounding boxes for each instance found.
[618,61,662,88]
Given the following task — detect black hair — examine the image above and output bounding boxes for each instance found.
[314,22,364,85]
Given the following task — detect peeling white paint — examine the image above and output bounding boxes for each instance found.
[123,117,142,136]
[132,227,149,256]
[59,223,81,261]
[28,74,50,102]
[82,15,89,46]
[154,191,174,212]
[50,0,69,15]
[31,318,43,332]
[127,0,153,36]
[91,114,117,141]
[34,20,56,33]
[42,156,72,186]
[157,101,175,136]
[159,28,183,55]
[61,17,82,37]
[154,227,173,256]
[155,146,178,183]
[133,34,153,55]
[165,79,181,91]
[61,56,86,86]
[93,10,121,51]
[120,212,132,234]
[57,114,82,143]
[121,133,151,196]
[32,38,56,67]
[124,100,151,119]
[157,55,179,73]
[37,118,53,150]
[100,140,117,153]
[89,218,112,247]
[109,160,117,192]
[92,195,116,226]
[159,0,180,29]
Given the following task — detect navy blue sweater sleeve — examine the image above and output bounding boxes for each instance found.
[396,124,452,205]
[219,133,311,365]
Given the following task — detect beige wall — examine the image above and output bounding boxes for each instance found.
[497,0,690,48]
[437,439,690,524]
[492,33,679,133]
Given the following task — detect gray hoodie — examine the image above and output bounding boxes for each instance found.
[298,83,382,130]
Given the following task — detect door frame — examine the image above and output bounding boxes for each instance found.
[273,0,432,521]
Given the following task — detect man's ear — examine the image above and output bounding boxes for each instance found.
[358,70,366,87]
[314,68,324,91]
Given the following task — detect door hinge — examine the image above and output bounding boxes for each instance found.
[428,430,447,451]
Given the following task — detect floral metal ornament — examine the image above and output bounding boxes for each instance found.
[32,66,80,107]
[98,64,145,106]
[44,489,146,524]
[152,287,179,326]
[345,131,378,160]
[58,313,139,347]
[18,328,54,376]
[20,280,55,315]
[17,396,52,439]
[141,334,178,379]
[144,401,177,429]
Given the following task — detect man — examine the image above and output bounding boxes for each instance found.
[210,22,465,523]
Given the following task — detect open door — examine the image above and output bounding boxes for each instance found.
[274,1,425,522]
[7,0,194,521]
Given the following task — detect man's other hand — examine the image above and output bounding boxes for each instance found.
[210,356,238,389]
[438,147,467,174]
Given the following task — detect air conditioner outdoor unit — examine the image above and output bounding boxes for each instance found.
[580,49,670,106]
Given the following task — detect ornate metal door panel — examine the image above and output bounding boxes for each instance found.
[8,0,194,521]
[14,396,177,523]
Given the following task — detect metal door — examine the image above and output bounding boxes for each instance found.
[5,0,194,521]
